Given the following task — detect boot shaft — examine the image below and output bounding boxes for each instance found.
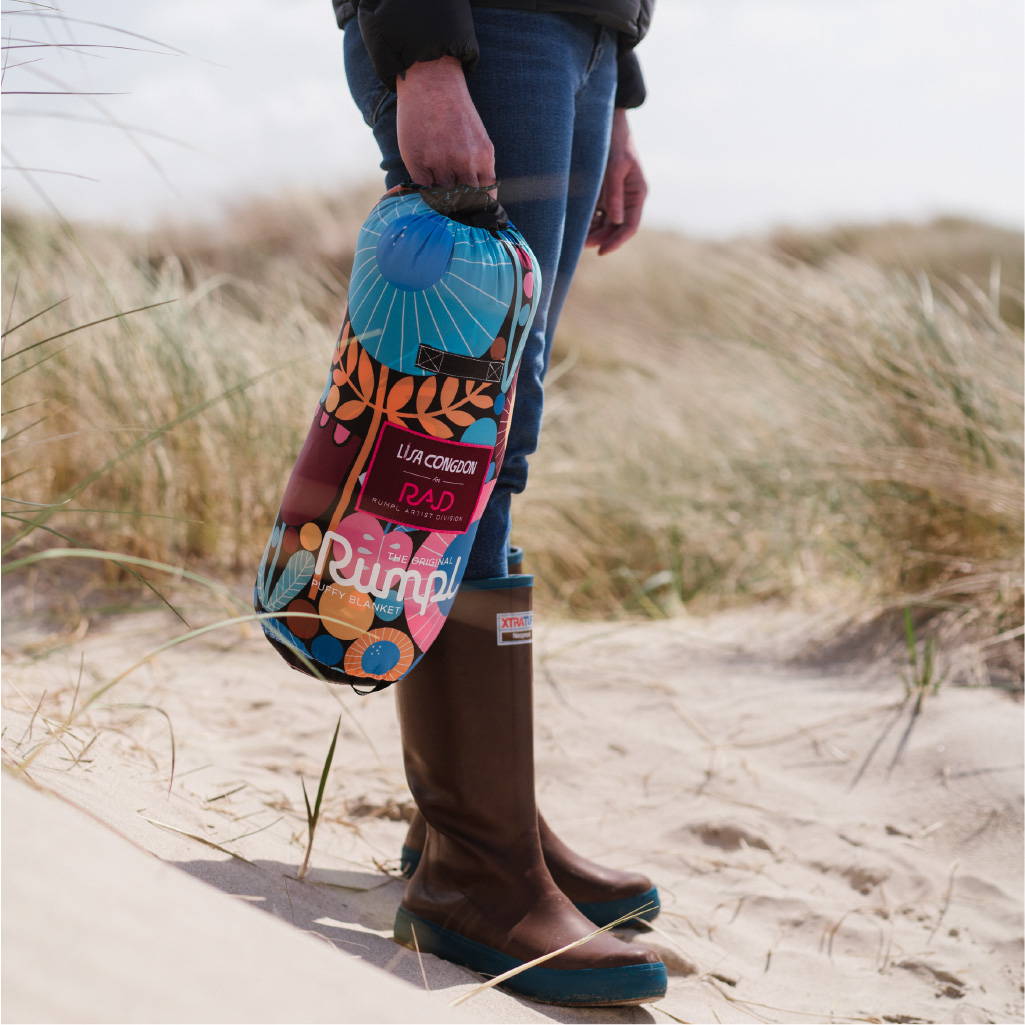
[395,576,537,848]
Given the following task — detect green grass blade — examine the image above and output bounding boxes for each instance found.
[313,716,342,824]
[1,295,68,339]
[0,521,193,627]
[2,299,175,361]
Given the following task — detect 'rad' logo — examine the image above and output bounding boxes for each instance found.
[398,482,455,512]
[496,610,533,646]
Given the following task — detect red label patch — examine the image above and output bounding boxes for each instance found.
[357,421,493,534]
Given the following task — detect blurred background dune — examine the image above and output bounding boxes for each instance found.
[3,194,1022,679]
[1,0,1022,682]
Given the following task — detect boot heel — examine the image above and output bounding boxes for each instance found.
[393,906,667,1007]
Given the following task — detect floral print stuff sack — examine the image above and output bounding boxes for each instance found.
[253,182,540,693]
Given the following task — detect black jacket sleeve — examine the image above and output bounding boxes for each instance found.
[615,48,646,109]
[356,0,480,92]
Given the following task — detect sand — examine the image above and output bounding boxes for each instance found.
[2,597,1022,1024]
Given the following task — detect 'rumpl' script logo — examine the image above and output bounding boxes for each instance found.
[314,531,460,616]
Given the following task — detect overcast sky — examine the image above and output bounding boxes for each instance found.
[2,0,1022,237]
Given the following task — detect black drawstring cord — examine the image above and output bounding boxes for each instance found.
[397,179,509,232]
[398,179,500,199]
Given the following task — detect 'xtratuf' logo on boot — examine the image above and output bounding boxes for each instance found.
[496,610,533,646]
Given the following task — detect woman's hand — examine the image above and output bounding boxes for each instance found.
[395,57,496,194]
[586,107,648,255]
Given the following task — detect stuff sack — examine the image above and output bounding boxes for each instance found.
[253,182,540,693]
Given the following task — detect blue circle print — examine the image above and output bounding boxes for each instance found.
[461,417,498,447]
[376,214,453,291]
[361,640,401,675]
[311,633,344,667]
[348,193,517,375]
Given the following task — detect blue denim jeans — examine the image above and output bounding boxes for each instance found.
[342,9,617,579]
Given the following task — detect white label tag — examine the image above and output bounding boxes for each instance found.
[496,610,533,646]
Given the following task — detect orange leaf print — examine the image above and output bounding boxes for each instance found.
[386,375,414,414]
[357,348,375,399]
[336,399,367,421]
[440,376,458,407]
[448,409,476,427]
[417,415,453,439]
[342,336,359,374]
[416,375,437,414]
[466,385,494,409]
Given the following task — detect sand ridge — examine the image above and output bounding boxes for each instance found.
[2,602,1022,1023]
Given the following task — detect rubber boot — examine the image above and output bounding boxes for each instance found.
[398,548,660,928]
[393,576,666,1007]
[400,812,660,929]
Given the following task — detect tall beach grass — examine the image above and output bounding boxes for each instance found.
[2,192,1021,679]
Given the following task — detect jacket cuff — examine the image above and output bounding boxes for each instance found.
[356,0,479,93]
[615,48,647,109]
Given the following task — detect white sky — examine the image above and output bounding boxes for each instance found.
[2,0,1022,237]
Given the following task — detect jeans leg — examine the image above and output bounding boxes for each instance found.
[340,13,616,579]
[467,16,617,577]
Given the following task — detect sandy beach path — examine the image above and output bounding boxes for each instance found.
[3,601,1022,1024]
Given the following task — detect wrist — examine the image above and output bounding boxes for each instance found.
[611,106,631,144]
[397,55,465,91]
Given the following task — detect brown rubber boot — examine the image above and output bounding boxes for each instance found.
[401,811,659,927]
[393,576,666,1006]
[398,552,660,929]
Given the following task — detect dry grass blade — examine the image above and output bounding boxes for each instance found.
[0,293,66,338]
[0,518,194,626]
[140,815,253,864]
[102,702,176,793]
[1,359,283,551]
[409,922,431,992]
[449,900,656,1007]
[296,716,341,882]
[653,1007,694,1024]
[2,297,175,361]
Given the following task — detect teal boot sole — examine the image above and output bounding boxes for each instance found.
[399,846,660,928]
[393,906,667,1006]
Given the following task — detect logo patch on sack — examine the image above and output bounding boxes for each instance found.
[357,421,493,534]
[496,610,533,646]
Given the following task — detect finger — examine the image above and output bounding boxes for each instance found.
[406,161,434,188]
[597,183,645,254]
[426,162,457,187]
[597,222,633,255]
[604,165,627,224]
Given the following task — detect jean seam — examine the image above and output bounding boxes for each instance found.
[368,88,392,128]
[578,25,608,95]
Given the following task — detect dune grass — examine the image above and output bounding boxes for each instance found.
[2,191,1021,680]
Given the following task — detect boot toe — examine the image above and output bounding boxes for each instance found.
[575,884,661,928]
[395,906,667,1006]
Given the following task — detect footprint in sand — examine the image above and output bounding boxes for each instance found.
[680,818,776,853]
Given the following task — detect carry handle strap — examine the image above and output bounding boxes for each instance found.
[398,180,510,232]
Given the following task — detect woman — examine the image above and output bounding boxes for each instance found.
[334,0,664,1006]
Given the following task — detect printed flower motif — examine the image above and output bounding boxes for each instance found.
[344,627,415,682]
